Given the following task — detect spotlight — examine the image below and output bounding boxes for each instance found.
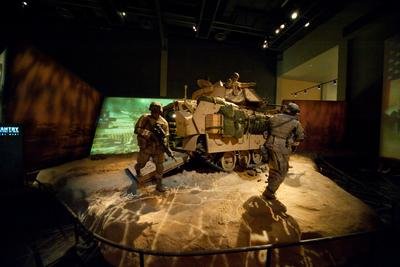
[192,25,197,32]
[275,28,280,34]
[262,39,269,49]
[22,1,28,7]
[304,22,310,28]
[119,11,126,17]
[304,90,308,94]
[215,32,226,41]
[294,92,297,97]
[333,80,337,85]
[317,85,321,90]
[280,23,285,29]
[291,11,298,20]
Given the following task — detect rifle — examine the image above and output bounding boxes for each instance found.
[153,123,176,160]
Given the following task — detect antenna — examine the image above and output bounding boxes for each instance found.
[184,84,188,99]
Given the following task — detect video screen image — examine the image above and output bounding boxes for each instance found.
[380,35,400,160]
[90,97,174,155]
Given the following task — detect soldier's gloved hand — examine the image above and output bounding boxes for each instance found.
[293,141,300,146]
[291,144,299,153]
[141,129,153,139]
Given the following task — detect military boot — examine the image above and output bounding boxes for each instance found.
[155,176,167,192]
[134,164,142,177]
[262,188,276,200]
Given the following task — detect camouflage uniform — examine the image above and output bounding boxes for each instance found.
[262,103,304,199]
[134,104,169,192]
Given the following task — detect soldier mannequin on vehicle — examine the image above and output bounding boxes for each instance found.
[261,102,305,200]
[224,72,257,105]
[134,102,171,192]
[225,72,257,97]
[225,72,241,94]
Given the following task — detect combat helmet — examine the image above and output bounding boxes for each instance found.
[285,102,300,115]
[149,101,163,112]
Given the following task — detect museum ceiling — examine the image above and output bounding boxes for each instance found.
[9,0,352,50]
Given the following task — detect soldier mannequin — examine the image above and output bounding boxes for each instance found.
[262,102,305,200]
[134,102,170,192]
[225,72,240,93]
[225,72,257,96]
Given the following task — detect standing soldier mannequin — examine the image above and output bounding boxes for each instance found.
[134,102,170,192]
[262,102,305,200]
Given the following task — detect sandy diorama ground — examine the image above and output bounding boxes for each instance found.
[37,153,380,266]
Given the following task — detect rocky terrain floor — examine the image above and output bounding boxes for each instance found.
[29,153,385,266]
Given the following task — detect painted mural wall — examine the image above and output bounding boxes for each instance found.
[5,47,102,171]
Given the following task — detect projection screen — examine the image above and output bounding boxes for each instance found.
[380,35,400,160]
[91,97,174,155]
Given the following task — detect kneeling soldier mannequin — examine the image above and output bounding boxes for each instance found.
[262,102,305,200]
[134,102,171,192]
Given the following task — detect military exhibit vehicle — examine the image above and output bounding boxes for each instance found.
[164,78,278,171]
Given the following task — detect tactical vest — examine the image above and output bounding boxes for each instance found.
[135,114,169,152]
[266,113,304,147]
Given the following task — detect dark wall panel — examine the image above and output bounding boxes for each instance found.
[346,36,383,158]
[31,37,161,98]
[8,23,276,101]
[168,38,276,102]
[5,47,102,171]
[345,12,399,158]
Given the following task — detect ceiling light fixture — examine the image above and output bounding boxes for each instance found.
[192,25,197,32]
[22,1,28,7]
[304,22,310,27]
[291,11,298,20]
[275,28,280,34]
[262,39,269,49]
[291,79,337,97]
[280,24,285,29]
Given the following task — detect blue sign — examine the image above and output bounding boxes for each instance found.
[0,126,21,136]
